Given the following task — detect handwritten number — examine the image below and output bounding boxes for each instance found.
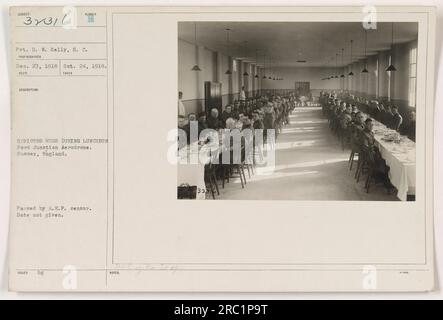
[22,16,61,27]
[23,17,32,25]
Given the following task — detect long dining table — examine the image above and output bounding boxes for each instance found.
[369,118,416,201]
[177,128,255,199]
[177,131,224,200]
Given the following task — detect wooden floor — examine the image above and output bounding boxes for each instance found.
[216,107,398,201]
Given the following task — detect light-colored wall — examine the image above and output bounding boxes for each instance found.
[231,58,239,98]
[261,67,341,91]
[178,39,199,101]
[367,55,378,97]
[178,39,218,114]
[220,54,230,96]
[202,47,216,87]
[377,50,390,99]
[392,40,416,102]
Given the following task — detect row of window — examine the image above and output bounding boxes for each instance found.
[409,47,417,108]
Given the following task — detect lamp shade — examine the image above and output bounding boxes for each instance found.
[386,64,397,72]
[191,65,201,71]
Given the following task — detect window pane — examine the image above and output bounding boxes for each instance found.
[409,47,417,64]
[409,77,416,107]
[410,63,417,78]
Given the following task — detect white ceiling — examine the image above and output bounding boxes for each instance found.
[178,22,418,67]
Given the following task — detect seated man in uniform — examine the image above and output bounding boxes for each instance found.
[252,111,264,130]
[369,100,380,119]
[207,108,222,130]
[241,115,252,130]
[197,112,208,135]
[350,112,366,150]
[338,102,352,145]
[351,104,359,120]
[244,102,253,119]
[182,113,198,144]
[263,102,276,132]
[332,101,345,134]
[400,111,416,141]
[235,113,245,130]
[239,100,246,115]
[384,105,395,127]
[220,105,234,126]
[377,103,387,124]
[361,118,391,188]
[339,103,353,128]
[232,100,240,119]
[390,106,403,131]
[225,117,237,130]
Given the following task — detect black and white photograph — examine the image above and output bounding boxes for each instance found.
[2,4,438,295]
[177,21,418,201]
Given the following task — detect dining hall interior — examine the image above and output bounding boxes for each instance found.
[177,21,418,201]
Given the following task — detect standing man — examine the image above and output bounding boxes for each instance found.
[239,86,246,102]
[178,91,186,128]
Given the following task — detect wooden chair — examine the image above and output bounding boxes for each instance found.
[348,129,361,171]
[355,148,369,183]
[363,147,377,193]
[204,163,219,199]
[221,139,247,189]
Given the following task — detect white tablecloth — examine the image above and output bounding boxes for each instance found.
[177,139,220,200]
[371,120,416,201]
[177,164,206,200]
[177,143,208,200]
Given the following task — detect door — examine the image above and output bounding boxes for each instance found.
[295,81,310,96]
[204,81,222,115]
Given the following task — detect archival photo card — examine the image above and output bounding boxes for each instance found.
[8,6,436,292]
